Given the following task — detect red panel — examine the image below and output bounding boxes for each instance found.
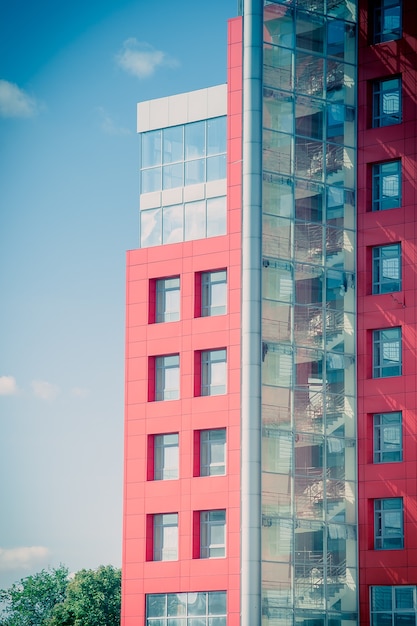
[357,2,417,624]
[121,17,243,626]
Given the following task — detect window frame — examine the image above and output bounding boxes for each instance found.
[372,243,401,294]
[200,510,226,558]
[374,498,404,550]
[373,0,402,44]
[146,591,227,624]
[371,586,417,626]
[155,277,180,323]
[374,412,402,463]
[153,513,178,561]
[372,160,401,212]
[201,349,227,396]
[373,328,402,378]
[154,433,179,480]
[155,354,180,401]
[200,429,227,476]
[201,270,227,317]
[372,77,402,128]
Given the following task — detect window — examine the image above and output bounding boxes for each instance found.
[373,328,401,378]
[155,355,180,400]
[200,429,226,476]
[374,412,402,463]
[372,161,401,211]
[371,586,417,626]
[153,513,178,561]
[201,270,227,316]
[372,244,401,293]
[374,498,403,549]
[373,77,401,127]
[373,0,402,43]
[146,592,226,625]
[156,277,180,322]
[154,434,179,480]
[200,510,226,558]
[201,349,227,396]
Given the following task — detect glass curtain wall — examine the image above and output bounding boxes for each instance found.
[261,1,357,624]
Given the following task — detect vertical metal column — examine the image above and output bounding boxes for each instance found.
[240,0,263,623]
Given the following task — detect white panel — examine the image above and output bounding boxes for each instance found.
[207,84,228,118]
[140,191,162,210]
[149,97,170,130]
[187,89,208,122]
[183,183,205,202]
[168,93,188,126]
[137,101,150,133]
[206,179,227,198]
[161,187,183,206]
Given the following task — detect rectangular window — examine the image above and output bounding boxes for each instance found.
[201,349,227,396]
[200,510,226,558]
[146,592,226,624]
[372,244,401,294]
[374,498,404,549]
[153,513,178,561]
[373,328,401,378]
[373,0,402,43]
[374,412,402,463]
[371,587,417,626]
[372,160,401,211]
[200,429,226,476]
[155,354,180,400]
[373,77,401,127]
[201,270,227,316]
[155,277,180,322]
[154,434,179,480]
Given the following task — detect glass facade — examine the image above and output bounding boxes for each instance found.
[140,117,227,247]
[261,1,357,623]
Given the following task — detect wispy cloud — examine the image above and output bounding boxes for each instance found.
[0,376,18,396]
[31,380,60,401]
[0,546,50,571]
[0,79,40,118]
[96,107,131,136]
[70,386,89,398]
[115,39,179,79]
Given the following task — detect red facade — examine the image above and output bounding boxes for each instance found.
[121,18,243,626]
[357,1,417,622]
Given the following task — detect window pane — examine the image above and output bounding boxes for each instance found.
[163,126,183,164]
[156,277,180,323]
[141,208,162,248]
[207,196,226,237]
[202,271,227,317]
[163,163,183,190]
[373,244,401,294]
[185,200,206,241]
[142,130,161,168]
[185,121,206,159]
[201,429,226,476]
[207,117,226,156]
[141,167,162,194]
[163,204,183,245]
[185,158,205,185]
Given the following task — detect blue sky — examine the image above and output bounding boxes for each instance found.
[0,0,236,589]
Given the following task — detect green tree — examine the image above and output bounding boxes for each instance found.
[0,565,69,626]
[47,565,121,626]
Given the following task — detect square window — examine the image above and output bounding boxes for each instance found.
[372,161,401,211]
[146,592,227,624]
[200,510,226,558]
[373,77,401,127]
[372,244,401,293]
[153,513,178,561]
[201,349,227,396]
[374,498,404,549]
[200,429,226,476]
[155,354,180,400]
[155,277,180,322]
[373,328,401,378]
[374,412,402,463]
[201,271,227,316]
[371,586,417,626]
[373,0,402,43]
[154,434,179,480]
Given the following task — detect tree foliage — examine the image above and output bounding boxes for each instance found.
[0,565,121,626]
[0,565,69,626]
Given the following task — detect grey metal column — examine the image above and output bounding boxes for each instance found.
[240,0,263,623]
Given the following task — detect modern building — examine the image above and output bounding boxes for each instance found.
[121,1,417,624]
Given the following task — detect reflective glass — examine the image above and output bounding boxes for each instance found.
[185,200,205,241]
[206,155,226,182]
[207,196,226,237]
[207,117,226,155]
[185,121,205,159]
[163,163,183,189]
[163,126,183,164]
[141,167,161,194]
[296,53,324,98]
[141,208,162,247]
[264,44,294,91]
[163,204,183,245]
[142,130,161,168]
[185,158,205,185]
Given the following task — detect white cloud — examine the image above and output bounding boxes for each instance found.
[0,79,40,118]
[96,107,131,136]
[0,376,18,396]
[70,386,89,398]
[31,380,60,401]
[115,39,179,79]
[0,546,50,571]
